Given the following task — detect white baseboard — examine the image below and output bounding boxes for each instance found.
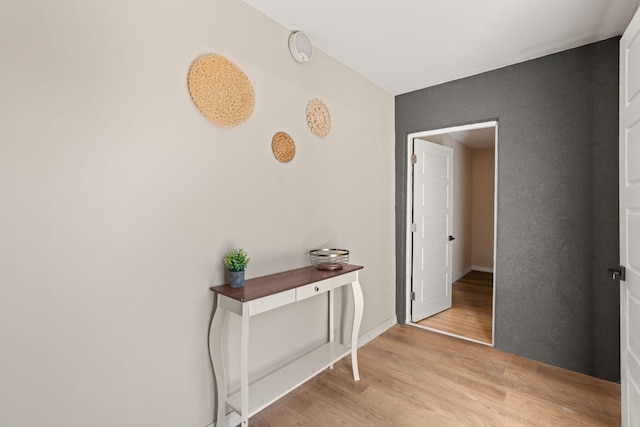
[355,316,397,348]
[471,265,494,273]
[452,266,472,282]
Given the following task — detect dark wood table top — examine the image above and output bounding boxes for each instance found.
[210,264,363,302]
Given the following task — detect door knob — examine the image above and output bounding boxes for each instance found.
[448,236,455,241]
[608,265,626,281]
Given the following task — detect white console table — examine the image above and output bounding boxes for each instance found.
[208,264,364,426]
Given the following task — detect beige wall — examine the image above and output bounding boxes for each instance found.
[426,136,494,276]
[0,1,395,426]
[471,148,495,269]
[439,135,472,279]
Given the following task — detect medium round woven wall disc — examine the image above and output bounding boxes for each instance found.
[187,54,255,127]
[306,98,331,138]
[272,131,296,163]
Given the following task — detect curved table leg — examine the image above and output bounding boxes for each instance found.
[209,296,227,427]
[350,273,364,381]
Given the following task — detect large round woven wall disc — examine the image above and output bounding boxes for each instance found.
[306,98,331,138]
[187,54,255,127]
[271,131,296,163]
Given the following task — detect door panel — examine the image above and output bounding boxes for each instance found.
[422,215,447,238]
[423,152,449,178]
[421,245,448,270]
[629,125,640,182]
[620,7,640,425]
[630,212,640,271]
[411,139,453,322]
[421,274,448,300]
[629,293,640,361]
[422,184,448,207]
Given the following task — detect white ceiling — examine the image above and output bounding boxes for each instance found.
[243,0,639,95]
[418,123,496,150]
[448,127,496,150]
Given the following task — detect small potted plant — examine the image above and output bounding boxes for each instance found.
[224,249,250,288]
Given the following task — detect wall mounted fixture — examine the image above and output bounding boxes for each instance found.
[288,31,313,63]
[187,54,255,127]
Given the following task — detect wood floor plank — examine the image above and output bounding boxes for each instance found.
[417,271,493,343]
[250,325,620,426]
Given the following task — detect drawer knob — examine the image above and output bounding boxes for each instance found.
[314,286,319,292]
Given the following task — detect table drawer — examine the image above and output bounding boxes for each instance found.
[296,277,340,301]
[295,271,359,301]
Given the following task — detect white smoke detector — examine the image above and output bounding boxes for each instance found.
[288,31,313,63]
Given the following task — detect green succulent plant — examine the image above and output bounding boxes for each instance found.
[224,249,250,272]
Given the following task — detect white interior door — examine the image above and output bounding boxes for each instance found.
[620,7,640,426]
[411,139,453,322]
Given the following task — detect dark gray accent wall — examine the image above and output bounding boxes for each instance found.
[395,38,620,382]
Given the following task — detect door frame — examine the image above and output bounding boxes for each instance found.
[404,120,498,346]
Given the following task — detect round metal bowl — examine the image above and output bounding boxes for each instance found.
[309,248,349,271]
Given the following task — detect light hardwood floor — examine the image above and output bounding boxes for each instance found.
[250,325,620,426]
[418,271,493,344]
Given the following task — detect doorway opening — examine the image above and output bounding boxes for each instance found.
[405,121,497,346]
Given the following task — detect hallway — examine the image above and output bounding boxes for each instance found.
[417,271,493,344]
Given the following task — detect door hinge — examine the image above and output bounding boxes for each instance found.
[411,223,417,232]
[410,291,416,300]
[411,154,417,164]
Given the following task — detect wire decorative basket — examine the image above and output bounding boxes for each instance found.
[309,249,349,271]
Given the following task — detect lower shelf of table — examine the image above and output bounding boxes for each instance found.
[226,341,352,418]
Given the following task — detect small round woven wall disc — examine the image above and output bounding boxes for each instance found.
[271,131,296,163]
[187,54,255,127]
[306,98,331,138]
